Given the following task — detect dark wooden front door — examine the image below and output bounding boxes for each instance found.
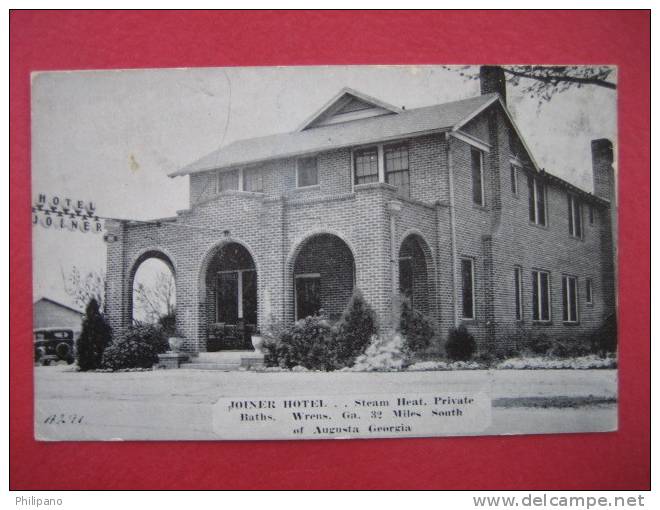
[295,276,321,320]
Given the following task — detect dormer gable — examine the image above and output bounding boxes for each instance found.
[297,87,402,131]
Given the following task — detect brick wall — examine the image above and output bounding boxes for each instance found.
[105,103,615,355]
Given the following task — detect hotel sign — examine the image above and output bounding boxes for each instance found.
[32,193,103,233]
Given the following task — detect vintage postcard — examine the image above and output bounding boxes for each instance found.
[31,65,618,441]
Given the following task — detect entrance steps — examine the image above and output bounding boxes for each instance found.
[182,350,264,371]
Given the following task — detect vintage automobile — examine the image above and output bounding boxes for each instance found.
[34,328,77,365]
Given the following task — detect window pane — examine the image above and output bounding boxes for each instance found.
[219,170,239,192]
[568,196,574,236]
[537,181,546,226]
[471,148,483,205]
[528,175,536,223]
[540,272,549,321]
[511,165,518,194]
[574,202,582,237]
[243,168,263,192]
[461,259,474,319]
[569,277,578,321]
[385,145,410,198]
[589,205,594,224]
[562,277,569,322]
[586,279,593,303]
[514,267,522,320]
[532,271,539,321]
[298,157,318,187]
[354,148,379,185]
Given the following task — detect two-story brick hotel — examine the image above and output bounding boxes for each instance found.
[104,66,616,355]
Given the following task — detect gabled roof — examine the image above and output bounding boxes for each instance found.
[297,87,402,131]
[33,296,83,314]
[169,92,500,177]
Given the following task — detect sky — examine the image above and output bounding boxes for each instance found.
[31,65,617,310]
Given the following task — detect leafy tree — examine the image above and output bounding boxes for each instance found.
[134,270,176,324]
[63,266,105,312]
[76,298,112,371]
[445,65,615,105]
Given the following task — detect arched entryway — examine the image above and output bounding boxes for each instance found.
[128,250,176,330]
[399,233,433,316]
[291,233,356,322]
[202,242,257,351]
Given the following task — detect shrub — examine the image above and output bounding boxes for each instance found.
[548,335,592,358]
[527,332,552,355]
[445,325,476,361]
[77,299,112,371]
[590,314,617,356]
[157,312,177,338]
[334,289,378,367]
[101,324,169,371]
[264,314,336,370]
[350,333,407,371]
[399,299,435,354]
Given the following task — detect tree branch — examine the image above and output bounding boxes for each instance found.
[502,67,617,90]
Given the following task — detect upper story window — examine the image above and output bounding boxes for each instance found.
[588,204,595,224]
[243,167,263,193]
[527,175,547,226]
[561,275,579,323]
[218,169,239,192]
[510,163,519,195]
[384,144,410,198]
[354,147,379,185]
[532,270,551,322]
[585,278,594,305]
[471,147,484,206]
[297,156,319,188]
[568,194,583,238]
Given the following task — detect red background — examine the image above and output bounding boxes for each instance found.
[10,10,650,490]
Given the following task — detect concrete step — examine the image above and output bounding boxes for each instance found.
[196,351,255,362]
[183,362,242,371]
[181,350,265,370]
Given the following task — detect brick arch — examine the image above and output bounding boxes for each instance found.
[197,238,260,302]
[398,231,437,319]
[284,230,357,323]
[126,248,177,325]
[196,238,260,351]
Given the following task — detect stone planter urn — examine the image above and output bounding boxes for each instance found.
[168,337,185,353]
[251,333,265,354]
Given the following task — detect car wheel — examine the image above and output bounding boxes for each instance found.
[56,342,71,360]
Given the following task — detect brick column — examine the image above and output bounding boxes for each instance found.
[103,219,128,340]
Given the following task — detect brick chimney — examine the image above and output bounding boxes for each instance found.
[479,66,507,104]
[591,138,614,201]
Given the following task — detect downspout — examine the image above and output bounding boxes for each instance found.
[445,133,460,327]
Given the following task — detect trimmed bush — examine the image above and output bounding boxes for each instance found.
[101,325,169,371]
[399,299,434,354]
[264,290,379,371]
[264,314,336,370]
[77,299,112,371]
[334,289,378,367]
[445,325,476,361]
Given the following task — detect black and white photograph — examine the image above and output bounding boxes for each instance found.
[31,64,618,441]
